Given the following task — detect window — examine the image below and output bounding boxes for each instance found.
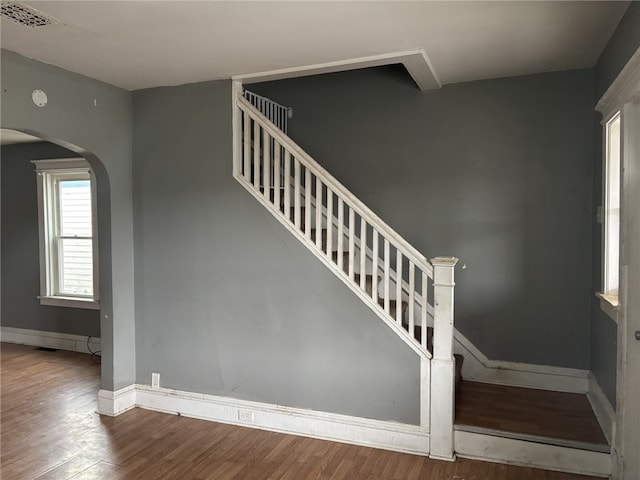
[33,158,99,309]
[602,112,621,304]
[595,49,640,324]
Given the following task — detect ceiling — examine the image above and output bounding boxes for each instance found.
[0,1,630,91]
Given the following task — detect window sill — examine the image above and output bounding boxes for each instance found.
[596,292,619,323]
[38,296,100,310]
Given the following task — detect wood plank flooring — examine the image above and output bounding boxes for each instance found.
[1,342,600,479]
[455,381,608,446]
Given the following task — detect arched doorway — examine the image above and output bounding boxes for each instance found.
[1,128,113,391]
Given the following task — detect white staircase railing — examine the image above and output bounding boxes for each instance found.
[233,90,458,460]
[243,89,292,134]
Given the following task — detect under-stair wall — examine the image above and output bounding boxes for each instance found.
[248,66,596,372]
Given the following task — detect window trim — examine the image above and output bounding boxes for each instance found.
[33,158,99,310]
[598,111,621,319]
[595,47,640,322]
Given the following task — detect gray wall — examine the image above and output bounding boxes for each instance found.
[132,80,420,424]
[1,142,100,337]
[591,2,640,407]
[251,67,595,370]
[1,50,135,391]
[595,2,640,101]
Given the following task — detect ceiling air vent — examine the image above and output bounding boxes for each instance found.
[1,2,60,28]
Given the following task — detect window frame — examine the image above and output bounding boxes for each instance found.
[33,158,99,310]
[598,111,621,316]
[595,49,640,322]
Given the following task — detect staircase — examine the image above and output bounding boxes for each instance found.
[234,87,459,460]
[232,87,611,476]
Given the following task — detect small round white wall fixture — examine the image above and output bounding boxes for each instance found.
[32,89,48,107]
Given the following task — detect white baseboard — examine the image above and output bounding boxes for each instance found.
[455,430,611,477]
[97,383,613,475]
[97,385,136,416]
[454,331,589,393]
[587,372,616,445]
[135,385,429,456]
[1,326,101,355]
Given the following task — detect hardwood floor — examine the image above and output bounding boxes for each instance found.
[455,381,608,446]
[1,342,599,479]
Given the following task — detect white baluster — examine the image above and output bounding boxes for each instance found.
[263,129,270,200]
[326,188,333,260]
[315,176,322,249]
[284,151,291,219]
[253,121,260,190]
[337,198,344,271]
[384,239,390,313]
[360,218,367,291]
[274,139,281,210]
[408,262,415,339]
[305,167,311,239]
[421,271,428,349]
[348,207,355,280]
[243,112,250,179]
[372,230,379,301]
[294,158,301,230]
[396,249,403,323]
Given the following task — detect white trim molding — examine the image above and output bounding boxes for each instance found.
[135,385,429,456]
[597,291,620,323]
[233,49,440,91]
[97,385,136,417]
[0,326,100,355]
[32,157,100,309]
[587,372,616,446]
[96,384,615,475]
[38,296,100,310]
[455,430,611,478]
[454,330,589,393]
[596,46,640,120]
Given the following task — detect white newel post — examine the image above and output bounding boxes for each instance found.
[429,256,458,461]
[232,81,243,178]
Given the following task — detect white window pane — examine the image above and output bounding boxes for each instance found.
[605,113,621,295]
[59,238,93,296]
[59,180,92,237]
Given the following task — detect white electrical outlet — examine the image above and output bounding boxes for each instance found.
[238,409,254,422]
[151,372,160,389]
